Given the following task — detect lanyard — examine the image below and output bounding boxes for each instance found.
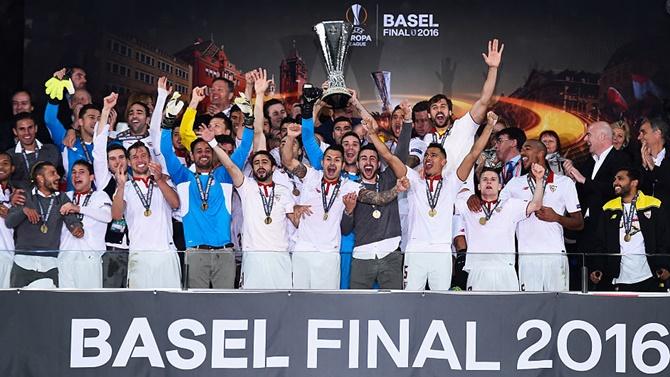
[131,179,154,214]
[527,170,550,195]
[622,194,638,240]
[481,200,501,221]
[80,140,93,163]
[74,191,93,221]
[425,177,443,212]
[195,173,215,210]
[431,129,450,147]
[20,145,39,173]
[36,194,55,231]
[321,179,341,220]
[259,183,275,224]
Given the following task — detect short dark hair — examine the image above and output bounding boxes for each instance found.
[210,112,232,131]
[412,100,430,122]
[323,144,345,160]
[12,89,32,101]
[428,94,453,112]
[333,116,353,126]
[480,166,501,178]
[249,150,276,167]
[78,104,100,119]
[425,142,447,158]
[648,116,670,139]
[340,131,360,145]
[618,167,643,187]
[280,117,298,128]
[212,77,234,92]
[539,130,561,152]
[13,112,35,128]
[0,151,14,166]
[391,105,403,116]
[107,142,128,158]
[229,104,242,114]
[358,144,378,160]
[215,134,236,146]
[127,141,151,157]
[190,138,211,152]
[31,161,56,183]
[496,127,527,152]
[127,101,150,116]
[263,99,284,119]
[72,159,94,174]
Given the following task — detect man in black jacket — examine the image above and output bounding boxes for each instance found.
[638,116,670,225]
[591,167,670,292]
[563,121,631,252]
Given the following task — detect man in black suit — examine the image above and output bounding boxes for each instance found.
[563,122,631,286]
[638,116,670,225]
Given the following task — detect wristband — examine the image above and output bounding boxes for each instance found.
[208,139,218,149]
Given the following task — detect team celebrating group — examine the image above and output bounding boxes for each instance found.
[2,38,669,292]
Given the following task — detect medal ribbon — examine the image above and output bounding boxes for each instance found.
[527,170,550,195]
[481,200,501,221]
[622,193,638,237]
[74,191,93,221]
[425,177,443,212]
[80,140,93,163]
[21,145,39,173]
[321,179,341,215]
[432,129,450,147]
[259,183,275,219]
[131,178,154,213]
[195,173,215,207]
[36,194,55,228]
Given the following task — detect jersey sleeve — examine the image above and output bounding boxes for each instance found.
[282,188,296,214]
[301,117,324,170]
[454,198,468,216]
[507,198,530,224]
[562,178,581,213]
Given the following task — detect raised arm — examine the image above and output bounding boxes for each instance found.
[180,86,207,152]
[251,69,271,152]
[394,100,413,163]
[301,84,325,170]
[149,161,179,210]
[150,77,171,155]
[469,39,504,124]
[43,69,70,151]
[93,93,118,189]
[200,125,245,187]
[525,163,546,216]
[456,111,497,181]
[365,117,407,179]
[281,123,307,179]
[160,129,190,184]
[111,164,127,220]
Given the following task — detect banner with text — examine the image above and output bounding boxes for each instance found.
[0,291,668,376]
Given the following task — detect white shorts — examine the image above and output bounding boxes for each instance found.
[404,248,453,291]
[241,251,292,290]
[467,265,519,291]
[58,251,103,289]
[519,253,569,292]
[0,252,13,289]
[292,252,339,289]
[127,251,181,289]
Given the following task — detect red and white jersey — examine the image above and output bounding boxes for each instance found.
[61,191,112,251]
[237,178,295,252]
[500,172,580,253]
[455,197,527,271]
[122,179,176,251]
[293,167,361,253]
[405,167,465,251]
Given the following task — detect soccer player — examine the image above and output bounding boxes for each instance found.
[111,142,181,288]
[58,160,111,288]
[0,152,16,287]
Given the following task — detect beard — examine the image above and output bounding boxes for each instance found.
[253,169,271,182]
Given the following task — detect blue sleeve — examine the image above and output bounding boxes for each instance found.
[44,102,66,151]
[231,127,253,170]
[302,117,323,171]
[213,167,233,184]
[160,129,190,184]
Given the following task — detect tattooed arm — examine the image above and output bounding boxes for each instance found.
[357,186,399,205]
[281,123,308,179]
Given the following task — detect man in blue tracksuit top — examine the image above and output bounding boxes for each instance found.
[44,99,98,191]
[160,116,253,288]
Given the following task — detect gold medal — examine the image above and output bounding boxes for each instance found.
[372,209,381,219]
[264,216,272,225]
[292,188,300,196]
[428,208,437,217]
[144,209,152,217]
[479,217,487,225]
[40,224,48,234]
[323,212,329,221]
[624,233,631,242]
[202,202,208,211]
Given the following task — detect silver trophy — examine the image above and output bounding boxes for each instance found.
[314,21,353,109]
[371,71,392,113]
